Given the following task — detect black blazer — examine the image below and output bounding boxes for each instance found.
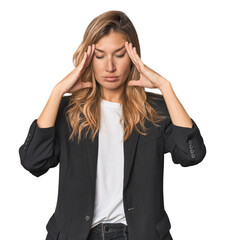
[19,92,206,240]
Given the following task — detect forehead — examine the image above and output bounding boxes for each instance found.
[95,32,127,51]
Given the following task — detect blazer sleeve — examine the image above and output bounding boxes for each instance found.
[153,93,207,167]
[163,116,207,167]
[18,95,69,177]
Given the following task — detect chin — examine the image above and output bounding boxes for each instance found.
[101,81,125,89]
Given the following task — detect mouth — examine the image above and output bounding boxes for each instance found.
[103,76,119,81]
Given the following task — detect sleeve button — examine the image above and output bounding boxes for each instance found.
[190,149,195,154]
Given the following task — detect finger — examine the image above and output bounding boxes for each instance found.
[82,81,93,89]
[77,51,86,67]
[127,79,141,86]
[126,42,139,70]
[125,42,136,67]
[76,51,88,74]
[131,46,139,64]
[125,42,134,62]
[87,44,95,65]
[129,44,144,72]
[83,45,92,67]
[133,47,145,69]
[86,45,91,57]
[129,43,143,71]
[127,42,138,65]
[91,44,95,55]
[88,44,95,58]
[81,52,88,67]
[84,45,93,66]
[125,42,132,59]
[79,45,94,72]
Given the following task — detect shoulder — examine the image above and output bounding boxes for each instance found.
[145,91,169,117]
[61,94,71,105]
[145,91,166,108]
[58,95,71,115]
[146,91,164,103]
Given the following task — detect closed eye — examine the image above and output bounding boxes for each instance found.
[95,55,104,59]
[95,53,125,59]
[117,53,125,58]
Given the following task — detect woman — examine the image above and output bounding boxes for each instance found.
[19,10,206,240]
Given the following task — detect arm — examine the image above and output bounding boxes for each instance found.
[19,87,66,177]
[37,86,65,128]
[159,78,207,167]
[123,41,206,167]
[159,79,193,128]
[19,48,95,177]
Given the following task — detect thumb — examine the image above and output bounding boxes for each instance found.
[82,81,93,88]
[127,80,140,87]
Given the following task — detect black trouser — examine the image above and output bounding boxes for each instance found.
[87,223,129,240]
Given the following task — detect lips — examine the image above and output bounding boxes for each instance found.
[104,76,119,81]
[104,76,118,78]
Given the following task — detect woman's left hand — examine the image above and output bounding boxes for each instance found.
[125,42,169,90]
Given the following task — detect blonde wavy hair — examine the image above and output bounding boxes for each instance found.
[65,10,166,143]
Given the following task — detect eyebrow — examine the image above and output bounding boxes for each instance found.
[95,46,125,53]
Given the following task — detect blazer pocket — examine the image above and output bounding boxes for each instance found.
[155,211,172,239]
[46,213,60,240]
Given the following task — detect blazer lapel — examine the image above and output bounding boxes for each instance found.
[84,127,140,195]
[123,127,140,191]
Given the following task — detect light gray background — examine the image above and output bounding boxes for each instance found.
[1,0,224,239]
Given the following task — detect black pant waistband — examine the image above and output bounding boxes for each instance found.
[90,222,128,235]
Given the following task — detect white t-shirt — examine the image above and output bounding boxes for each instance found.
[91,99,128,228]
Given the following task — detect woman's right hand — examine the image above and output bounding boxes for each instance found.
[55,44,95,94]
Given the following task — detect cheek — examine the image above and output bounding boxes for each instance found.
[120,58,131,74]
[92,60,101,75]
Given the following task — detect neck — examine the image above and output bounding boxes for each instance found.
[101,86,125,104]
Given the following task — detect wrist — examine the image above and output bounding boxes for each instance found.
[158,78,171,93]
[52,85,65,98]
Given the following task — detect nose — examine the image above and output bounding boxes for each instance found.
[105,58,116,72]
